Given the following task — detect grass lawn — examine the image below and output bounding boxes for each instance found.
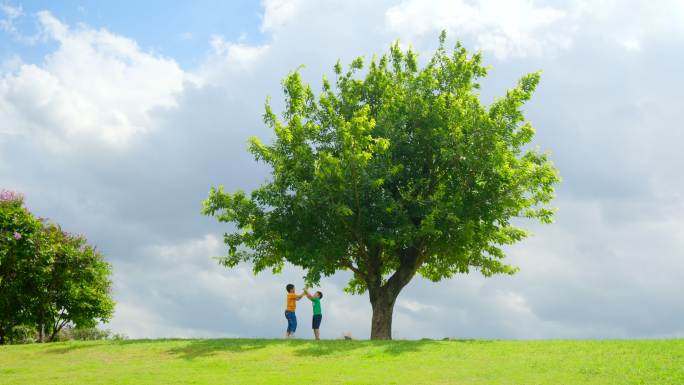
[1,339,683,384]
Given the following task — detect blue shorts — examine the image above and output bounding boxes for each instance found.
[312,314,322,329]
[285,311,297,333]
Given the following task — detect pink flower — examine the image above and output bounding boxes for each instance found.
[0,190,23,204]
[13,231,22,240]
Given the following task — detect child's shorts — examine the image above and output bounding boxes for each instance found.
[312,314,322,329]
[285,311,297,333]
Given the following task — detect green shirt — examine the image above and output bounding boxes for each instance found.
[310,297,322,315]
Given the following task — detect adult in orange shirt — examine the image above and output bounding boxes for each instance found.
[285,283,306,337]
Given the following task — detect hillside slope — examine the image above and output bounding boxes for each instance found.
[1,339,682,384]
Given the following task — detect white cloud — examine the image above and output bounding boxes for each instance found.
[618,38,641,52]
[385,0,573,59]
[260,0,303,33]
[1,3,49,45]
[0,3,22,34]
[110,301,236,339]
[397,299,440,313]
[0,11,186,149]
[0,3,21,18]
[154,233,223,264]
[384,0,682,57]
[189,35,271,87]
[0,54,22,72]
[209,36,270,70]
[574,0,684,52]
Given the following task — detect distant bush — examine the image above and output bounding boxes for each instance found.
[54,327,110,341]
[54,326,122,341]
[4,324,127,344]
[71,327,111,341]
[111,332,128,341]
[8,325,37,344]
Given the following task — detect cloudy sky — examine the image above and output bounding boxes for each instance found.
[1,0,683,340]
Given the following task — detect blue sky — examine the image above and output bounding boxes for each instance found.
[2,0,684,340]
[2,1,264,67]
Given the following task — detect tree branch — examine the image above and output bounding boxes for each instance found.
[49,310,68,341]
[385,244,426,295]
[342,258,363,277]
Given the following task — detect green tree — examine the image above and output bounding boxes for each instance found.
[0,191,43,344]
[35,225,115,342]
[0,190,114,344]
[203,33,560,339]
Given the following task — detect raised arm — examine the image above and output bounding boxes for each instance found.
[303,288,313,300]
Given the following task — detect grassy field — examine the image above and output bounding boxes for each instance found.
[1,339,683,384]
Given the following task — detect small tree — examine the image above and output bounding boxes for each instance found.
[36,225,115,341]
[0,190,114,344]
[0,191,43,344]
[203,33,560,339]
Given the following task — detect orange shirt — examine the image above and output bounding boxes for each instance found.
[286,293,297,311]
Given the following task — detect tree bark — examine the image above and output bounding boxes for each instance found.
[370,290,398,340]
[49,318,67,342]
[367,246,424,340]
[368,281,406,340]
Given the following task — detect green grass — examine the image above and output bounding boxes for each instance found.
[1,339,683,384]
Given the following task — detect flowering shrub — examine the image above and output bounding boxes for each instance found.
[0,190,44,344]
[0,190,23,203]
[1,190,26,242]
[0,190,114,344]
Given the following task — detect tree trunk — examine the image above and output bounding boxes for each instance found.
[369,289,399,340]
[39,322,45,343]
[366,246,423,340]
[49,321,64,342]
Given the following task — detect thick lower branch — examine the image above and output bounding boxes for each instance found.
[385,246,425,295]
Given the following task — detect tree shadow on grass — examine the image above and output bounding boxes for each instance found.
[292,339,439,357]
[163,338,442,360]
[112,338,197,346]
[448,339,495,345]
[165,338,272,360]
[45,342,100,354]
[42,338,491,357]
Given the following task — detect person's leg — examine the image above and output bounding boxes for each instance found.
[312,315,322,340]
[311,316,316,339]
[285,311,289,337]
[291,313,297,336]
[285,311,295,337]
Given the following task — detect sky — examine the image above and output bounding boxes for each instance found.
[1,0,683,340]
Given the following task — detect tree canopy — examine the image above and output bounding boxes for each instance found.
[0,190,114,344]
[203,33,560,339]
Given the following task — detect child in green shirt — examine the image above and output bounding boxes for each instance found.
[304,288,323,340]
